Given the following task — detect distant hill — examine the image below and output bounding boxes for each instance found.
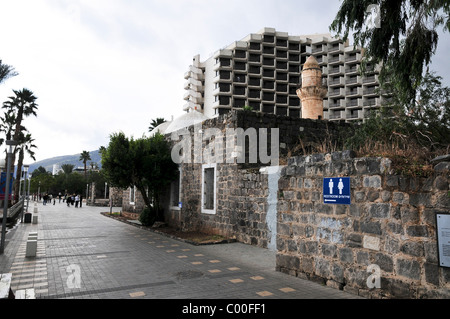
[29,150,102,174]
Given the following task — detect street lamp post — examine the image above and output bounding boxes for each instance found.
[0,140,18,254]
[21,165,29,223]
[27,174,31,214]
[86,184,89,206]
[105,182,107,199]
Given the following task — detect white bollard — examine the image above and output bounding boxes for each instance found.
[28,232,38,239]
[25,240,37,257]
[32,215,38,224]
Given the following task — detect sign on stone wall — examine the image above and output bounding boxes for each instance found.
[323,177,351,205]
[437,213,450,268]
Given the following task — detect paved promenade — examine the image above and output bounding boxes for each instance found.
[0,201,361,301]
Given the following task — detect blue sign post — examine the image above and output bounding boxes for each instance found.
[323,177,351,205]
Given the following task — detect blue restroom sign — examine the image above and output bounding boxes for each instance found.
[323,177,351,205]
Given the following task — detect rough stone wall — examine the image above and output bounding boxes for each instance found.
[163,110,352,248]
[122,187,146,219]
[109,187,123,207]
[276,151,450,298]
[164,162,271,247]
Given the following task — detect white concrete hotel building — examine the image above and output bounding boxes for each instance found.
[183,27,384,121]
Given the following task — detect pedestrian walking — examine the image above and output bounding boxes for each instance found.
[75,194,80,208]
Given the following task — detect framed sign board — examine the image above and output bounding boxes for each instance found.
[323,177,351,205]
[436,213,450,268]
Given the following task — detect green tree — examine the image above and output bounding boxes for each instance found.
[79,150,91,178]
[330,0,450,106]
[346,71,450,165]
[61,164,75,174]
[2,88,38,201]
[148,118,166,133]
[15,132,37,198]
[31,166,49,178]
[101,132,178,226]
[0,59,18,85]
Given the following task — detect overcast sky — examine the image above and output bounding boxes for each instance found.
[0,0,449,164]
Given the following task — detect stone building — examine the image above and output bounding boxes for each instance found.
[118,43,449,297]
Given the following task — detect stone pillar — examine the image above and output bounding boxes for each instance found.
[296,56,327,120]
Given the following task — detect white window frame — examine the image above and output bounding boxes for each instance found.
[170,166,182,211]
[129,186,136,205]
[201,163,217,215]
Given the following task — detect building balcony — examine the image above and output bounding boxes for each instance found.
[233,74,247,85]
[233,62,247,73]
[248,42,262,52]
[312,44,327,54]
[234,50,247,60]
[328,65,345,75]
[262,46,275,55]
[363,74,378,84]
[289,97,300,107]
[262,57,275,68]
[248,54,261,64]
[276,72,288,82]
[363,97,381,107]
[345,52,362,64]
[315,55,328,65]
[262,69,275,79]
[213,49,233,60]
[276,95,288,105]
[262,92,275,102]
[248,65,262,76]
[328,98,345,108]
[288,42,300,51]
[329,110,346,120]
[328,87,345,97]
[262,81,275,91]
[328,42,344,53]
[248,89,261,100]
[328,77,345,87]
[276,49,288,60]
[363,86,379,96]
[346,75,362,86]
[347,109,364,120]
[248,77,261,87]
[233,87,246,97]
[212,96,231,108]
[345,65,359,74]
[213,74,232,84]
[328,54,344,64]
[346,87,362,97]
[183,101,200,112]
[346,98,363,108]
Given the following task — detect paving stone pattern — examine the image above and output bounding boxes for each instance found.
[0,202,360,299]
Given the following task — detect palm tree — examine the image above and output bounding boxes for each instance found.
[79,151,91,178]
[14,133,37,199]
[2,88,38,202]
[0,109,16,147]
[2,89,38,150]
[0,59,18,85]
[148,118,166,133]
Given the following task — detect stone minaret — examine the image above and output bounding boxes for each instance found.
[296,56,327,120]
